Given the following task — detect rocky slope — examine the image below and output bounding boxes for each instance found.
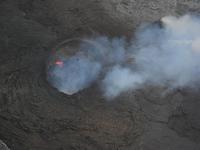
[0,0,200,149]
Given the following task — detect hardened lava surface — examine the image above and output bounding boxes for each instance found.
[0,0,200,150]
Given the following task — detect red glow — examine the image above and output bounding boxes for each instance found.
[55,60,64,67]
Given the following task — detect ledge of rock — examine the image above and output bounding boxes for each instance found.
[0,140,10,150]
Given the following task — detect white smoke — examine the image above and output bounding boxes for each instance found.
[134,14,200,87]
[48,14,200,99]
[49,56,101,95]
[102,65,144,98]
[48,37,126,95]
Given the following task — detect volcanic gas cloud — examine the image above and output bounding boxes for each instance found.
[48,15,200,99]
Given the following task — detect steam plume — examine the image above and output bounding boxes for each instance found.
[48,14,200,99]
[49,56,101,95]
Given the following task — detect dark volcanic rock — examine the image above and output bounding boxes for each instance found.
[0,0,200,150]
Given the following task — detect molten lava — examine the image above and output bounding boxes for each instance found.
[55,60,64,67]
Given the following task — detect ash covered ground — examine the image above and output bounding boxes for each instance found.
[0,0,200,150]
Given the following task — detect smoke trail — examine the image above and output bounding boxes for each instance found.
[102,65,144,98]
[47,37,126,95]
[49,56,101,95]
[102,14,200,98]
[48,14,200,99]
[135,15,200,87]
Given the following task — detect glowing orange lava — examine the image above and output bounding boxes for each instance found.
[55,60,64,67]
